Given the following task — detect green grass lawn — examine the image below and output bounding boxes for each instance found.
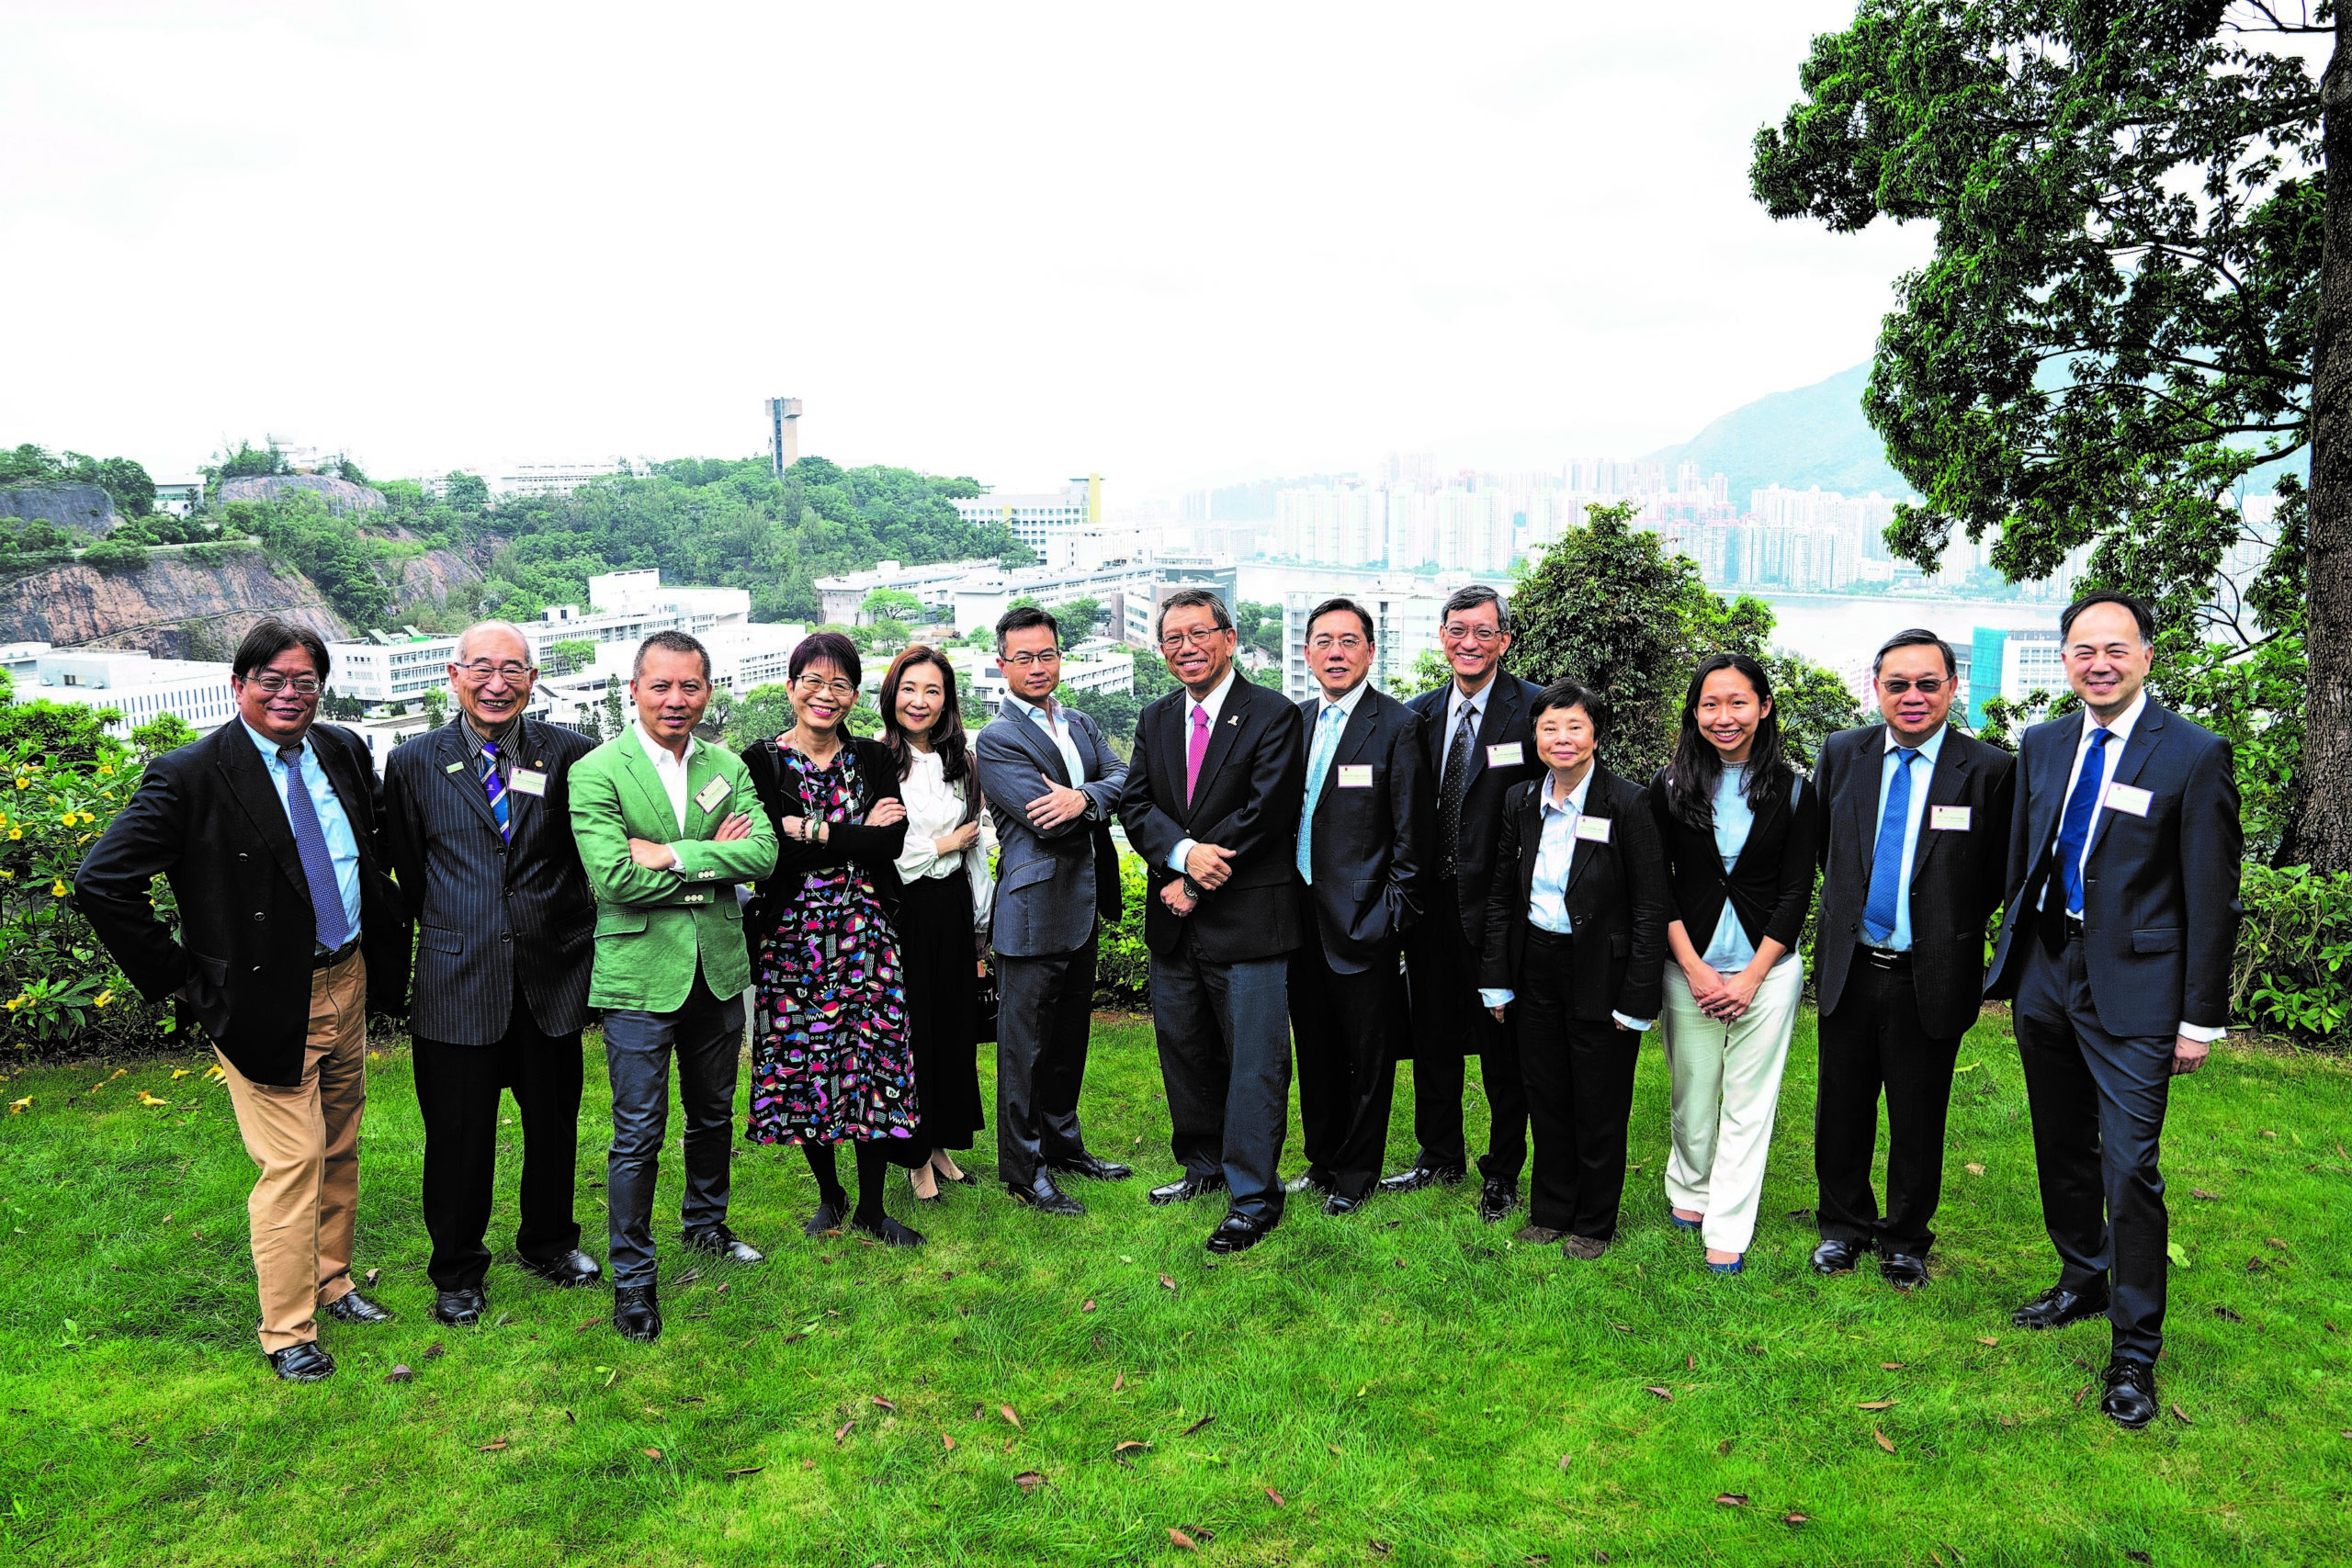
[1,1007,2346,1567]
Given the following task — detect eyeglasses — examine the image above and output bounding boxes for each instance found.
[1002,649,1061,669]
[1306,635,1366,653]
[457,660,533,683]
[1442,624,1504,644]
[1878,678,1947,695]
[795,676,857,700]
[243,674,322,697]
[1159,626,1227,651]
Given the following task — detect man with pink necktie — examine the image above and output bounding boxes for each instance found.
[1118,590,1306,1254]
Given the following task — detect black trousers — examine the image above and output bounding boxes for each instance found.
[1814,952,1963,1258]
[1287,884,1400,1202]
[1404,918,1527,1179]
[1514,928,1640,1238]
[1149,929,1292,1224]
[2014,929,2177,1365]
[413,994,586,1292]
[995,929,1100,1188]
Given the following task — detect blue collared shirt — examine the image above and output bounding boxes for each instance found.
[1479,768,1651,1032]
[243,721,363,940]
[1868,721,1949,953]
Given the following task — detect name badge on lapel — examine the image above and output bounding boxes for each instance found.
[2103,781,2153,818]
[1336,764,1373,788]
[1928,805,1970,830]
[1486,742,1524,768]
[694,775,733,814]
[1573,816,1612,843]
[510,768,548,797]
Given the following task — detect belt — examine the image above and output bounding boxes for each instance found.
[1857,942,1910,971]
[2064,914,2085,942]
[312,932,361,970]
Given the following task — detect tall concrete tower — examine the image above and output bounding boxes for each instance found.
[765,397,803,477]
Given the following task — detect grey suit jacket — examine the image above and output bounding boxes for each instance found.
[975,697,1128,958]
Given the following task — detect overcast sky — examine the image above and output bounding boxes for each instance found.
[2,2,1940,497]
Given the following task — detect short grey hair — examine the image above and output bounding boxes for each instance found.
[454,619,534,665]
[1440,584,1510,633]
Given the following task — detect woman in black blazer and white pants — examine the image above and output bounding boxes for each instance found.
[1477,681,1670,1261]
[1648,654,1821,1275]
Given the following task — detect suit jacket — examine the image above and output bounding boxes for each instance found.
[1295,683,1426,975]
[1984,700,2241,1037]
[741,736,908,968]
[1648,764,1822,959]
[383,716,598,1046]
[1812,723,2016,1039]
[975,698,1127,958]
[1405,674,1545,952]
[567,730,777,1012]
[74,720,409,1088]
[1118,670,1307,963]
[1478,762,1670,1022]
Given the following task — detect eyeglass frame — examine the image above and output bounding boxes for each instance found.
[793,673,858,700]
[239,673,324,697]
[1440,622,1508,645]
[1157,626,1232,652]
[1000,649,1062,669]
[1875,677,1949,695]
[452,660,536,683]
[1306,633,1368,653]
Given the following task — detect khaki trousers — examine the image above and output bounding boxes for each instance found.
[216,952,368,1353]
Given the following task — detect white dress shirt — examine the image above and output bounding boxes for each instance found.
[1169,667,1239,876]
[1442,680,1490,759]
[896,747,978,882]
[1868,720,1950,953]
[632,720,697,869]
[1005,691,1090,798]
[1479,766,1652,1032]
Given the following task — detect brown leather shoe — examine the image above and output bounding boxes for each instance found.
[1561,1235,1611,1261]
[1513,1223,1565,1245]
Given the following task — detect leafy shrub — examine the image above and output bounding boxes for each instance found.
[1093,852,1152,1008]
[2233,863,2352,1048]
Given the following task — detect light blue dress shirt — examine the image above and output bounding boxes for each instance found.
[1866,721,1948,953]
[242,721,364,940]
[1296,679,1370,884]
[1698,764,1800,974]
[1479,768,1652,1031]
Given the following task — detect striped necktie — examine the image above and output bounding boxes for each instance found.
[482,740,511,840]
[275,744,351,951]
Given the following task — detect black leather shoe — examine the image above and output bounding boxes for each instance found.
[432,1287,486,1326]
[1811,1237,1867,1275]
[1476,1179,1518,1223]
[682,1224,766,1265]
[323,1289,392,1325]
[613,1284,661,1343]
[1148,1172,1227,1206]
[1205,1213,1274,1255]
[1880,1252,1929,1291]
[1006,1177,1087,1217]
[519,1247,602,1288]
[1048,1151,1134,1182]
[1322,1191,1364,1217]
[803,1201,845,1237]
[2012,1283,2109,1331]
[1284,1168,1332,1195]
[267,1341,335,1382]
[1378,1163,1466,1195]
[2098,1359,2158,1429]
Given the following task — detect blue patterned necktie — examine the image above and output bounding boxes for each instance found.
[482,739,511,840]
[2056,727,2113,916]
[1860,747,1919,945]
[276,744,350,951]
[1297,704,1344,883]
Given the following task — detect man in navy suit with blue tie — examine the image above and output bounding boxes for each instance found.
[1985,592,2241,1428]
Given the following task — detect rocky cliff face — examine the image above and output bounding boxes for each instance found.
[0,544,350,659]
[217,474,387,514]
[0,484,115,536]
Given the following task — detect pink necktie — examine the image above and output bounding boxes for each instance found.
[1185,705,1211,805]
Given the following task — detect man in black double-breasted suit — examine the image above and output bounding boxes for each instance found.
[1809,630,2015,1291]
[1119,590,1306,1254]
[1285,598,1428,1214]
[1389,586,1544,1222]
[1984,592,2241,1429]
[384,622,601,1326]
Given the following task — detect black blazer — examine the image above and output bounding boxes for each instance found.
[1479,763,1670,1022]
[1405,674,1545,951]
[1647,763,1822,962]
[1118,671,1306,963]
[741,736,909,964]
[1985,700,2241,1037]
[74,720,409,1088]
[383,716,597,1046]
[1812,723,2016,1038]
[1295,684,1428,975]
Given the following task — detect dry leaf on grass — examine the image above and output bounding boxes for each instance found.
[1114,1440,1149,1455]
[1714,1438,1736,1457]
[1975,1337,1999,1347]
[1369,1541,1394,1558]
[2171,1404,2193,1425]
[1264,1487,1284,1506]
[941,1432,956,1451]
[1713,1493,1748,1506]
[1643,1386,1673,1402]
[833,1418,856,1445]
[422,1343,446,1361]
[1001,1404,1022,1428]
[2266,1236,2290,1251]
[1013,1471,1046,1493]
[1082,1300,1096,1313]
[725,1466,762,1478]
[1873,1428,1896,1453]
[872,1396,898,1413]
[384,1365,413,1383]
[1964,1163,1985,1176]
[1858,1400,1896,1411]
[643,1448,661,1460]
[2214,1305,2245,1323]
[1182,1414,1217,1436]
[478,1438,509,1452]
[1168,1529,1197,1551]
[1782,1512,1811,1526]
[2190,1188,2219,1200]
[364,1268,380,1287]
[1880,1361,1905,1370]
[1159,1274,1178,1292]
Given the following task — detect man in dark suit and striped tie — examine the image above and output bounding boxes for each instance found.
[384,622,602,1327]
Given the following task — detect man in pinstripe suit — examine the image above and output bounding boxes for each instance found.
[384,622,602,1328]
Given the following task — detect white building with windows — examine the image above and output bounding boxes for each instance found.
[952,476,1101,557]
[950,637,1135,712]
[1279,583,1453,702]
[26,649,238,738]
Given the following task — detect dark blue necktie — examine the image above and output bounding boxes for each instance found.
[277,744,351,951]
[482,740,511,840]
[2055,728,2113,917]
[1861,747,1919,945]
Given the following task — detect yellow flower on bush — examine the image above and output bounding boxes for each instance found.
[4,996,24,1012]
[6,829,19,840]
[50,880,67,897]
[95,989,115,1008]
[13,779,27,791]
[96,764,114,777]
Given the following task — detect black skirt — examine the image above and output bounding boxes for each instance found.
[895,867,987,1151]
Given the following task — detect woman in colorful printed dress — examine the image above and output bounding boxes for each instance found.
[741,631,927,1247]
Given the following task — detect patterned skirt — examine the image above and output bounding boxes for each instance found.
[744,874,920,1147]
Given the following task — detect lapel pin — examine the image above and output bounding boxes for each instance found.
[1227,716,1240,726]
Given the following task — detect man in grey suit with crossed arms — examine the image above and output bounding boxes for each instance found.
[976,604,1135,1217]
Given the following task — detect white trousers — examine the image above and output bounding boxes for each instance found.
[1660,959,1804,1255]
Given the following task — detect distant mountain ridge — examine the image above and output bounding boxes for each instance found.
[1644,362,1913,506]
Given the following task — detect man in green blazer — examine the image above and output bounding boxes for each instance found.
[569,630,777,1344]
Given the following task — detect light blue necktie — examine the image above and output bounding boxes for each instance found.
[1297,705,1344,883]
[482,740,511,840]
[1860,747,1919,945]
[2057,728,2113,916]
[277,744,350,951]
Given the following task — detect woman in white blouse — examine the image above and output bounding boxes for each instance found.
[878,646,994,1201]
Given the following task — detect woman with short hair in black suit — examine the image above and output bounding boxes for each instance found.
[1477,681,1670,1261]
